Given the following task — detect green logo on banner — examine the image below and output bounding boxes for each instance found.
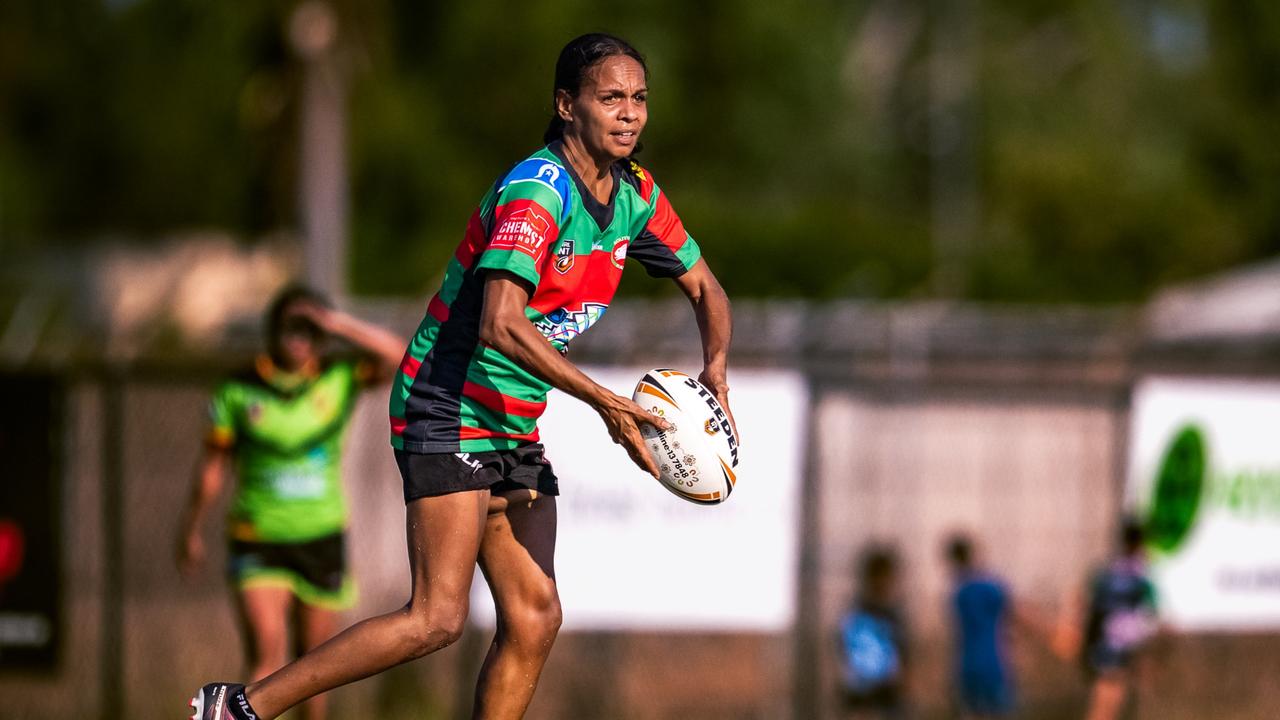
[1147,424,1207,553]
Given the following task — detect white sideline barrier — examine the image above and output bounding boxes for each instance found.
[1128,376,1280,630]
[469,367,807,632]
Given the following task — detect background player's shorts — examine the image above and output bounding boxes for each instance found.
[395,443,559,503]
[956,669,1015,716]
[227,532,355,610]
[1086,642,1138,676]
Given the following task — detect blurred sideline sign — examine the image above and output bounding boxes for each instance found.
[1127,376,1280,630]
[0,375,62,669]
[470,368,806,632]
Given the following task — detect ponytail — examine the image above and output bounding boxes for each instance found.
[543,115,566,145]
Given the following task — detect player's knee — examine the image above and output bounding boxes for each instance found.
[402,601,468,658]
[506,582,561,645]
[245,637,288,680]
[541,595,563,639]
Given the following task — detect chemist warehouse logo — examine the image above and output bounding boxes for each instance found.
[1145,423,1280,555]
[490,204,552,260]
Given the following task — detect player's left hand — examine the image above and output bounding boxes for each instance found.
[698,367,738,442]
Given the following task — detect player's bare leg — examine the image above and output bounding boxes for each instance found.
[1084,672,1129,720]
[241,489,490,719]
[472,489,561,719]
[294,602,341,720]
[235,585,292,683]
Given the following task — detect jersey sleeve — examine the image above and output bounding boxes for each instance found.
[206,383,238,450]
[475,158,573,289]
[628,168,702,278]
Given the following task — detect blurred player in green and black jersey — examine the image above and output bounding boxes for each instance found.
[178,286,403,720]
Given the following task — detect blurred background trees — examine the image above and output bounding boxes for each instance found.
[1,0,1277,301]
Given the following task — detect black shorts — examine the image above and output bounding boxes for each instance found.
[227,531,354,609]
[395,443,560,503]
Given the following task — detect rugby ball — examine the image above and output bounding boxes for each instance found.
[632,369,739,505]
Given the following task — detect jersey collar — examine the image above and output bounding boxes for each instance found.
[255,354,321,394]
[547,140,624,233]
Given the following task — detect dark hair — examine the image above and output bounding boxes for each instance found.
[946,533,973,568]
[1120,517,1145,555]
[859,545,898,584]
[543,33,648,145]
[265,284,330,349]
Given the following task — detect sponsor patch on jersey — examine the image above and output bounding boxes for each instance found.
[611,237,629,269]
[490,204,552,260]
[499,159,571,220]
[535,162,561,184]
[554,238,575,274]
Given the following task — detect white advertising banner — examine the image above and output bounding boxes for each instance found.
[1127,376,1280,630]
[469,367,806,632]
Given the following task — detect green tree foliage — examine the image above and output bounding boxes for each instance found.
[1,0,1277,301]
[972,0,1280,301]
[0,0,298,239]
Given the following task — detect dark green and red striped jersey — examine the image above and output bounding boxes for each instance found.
[390,141,701,453]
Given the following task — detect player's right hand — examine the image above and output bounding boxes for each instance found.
[594,393,670,479]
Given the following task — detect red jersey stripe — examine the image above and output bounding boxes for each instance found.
[634,163,657,202]
[458,426,541,442]
[390,417,407,436]
[455,209,488,267]
[646,189,688,251]
[399,353,422,378]
[462,381,546,418]
[527,251,626,315]
[426,294,450,323]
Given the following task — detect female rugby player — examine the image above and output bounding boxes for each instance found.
[191,33,735,720]
[178,287,404,720]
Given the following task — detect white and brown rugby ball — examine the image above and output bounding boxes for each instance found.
[632,368,739,505]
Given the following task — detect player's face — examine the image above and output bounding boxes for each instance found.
[277,330,317,370]
[275,306,321,369]
[563,55,647,162]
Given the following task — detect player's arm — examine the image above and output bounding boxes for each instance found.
[1050,583,1089,662]
[672,258,736,437]
[1008,594,1060,652]
[176,445,229,578]
[293,302,406,384]
[478,271,669,478]
[627,168,734,435]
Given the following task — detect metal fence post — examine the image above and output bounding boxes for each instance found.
[100,369,126,719]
